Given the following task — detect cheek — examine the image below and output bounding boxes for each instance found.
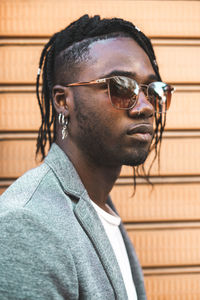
[70,88,125,136]
[98,112,126,143]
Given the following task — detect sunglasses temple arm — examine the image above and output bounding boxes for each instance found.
[66,78,107,87]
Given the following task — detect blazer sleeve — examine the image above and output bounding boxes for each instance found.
[0,208,78,300]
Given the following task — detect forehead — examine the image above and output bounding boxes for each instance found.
[78,37,156,82]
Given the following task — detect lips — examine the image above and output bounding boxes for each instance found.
[127,124,154,136]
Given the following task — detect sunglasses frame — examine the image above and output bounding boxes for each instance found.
[65,76,174,113]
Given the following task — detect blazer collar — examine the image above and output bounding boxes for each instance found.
[45,143,128,298]
[44,143,86,198]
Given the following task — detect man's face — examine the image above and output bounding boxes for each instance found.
[67,37,157,167]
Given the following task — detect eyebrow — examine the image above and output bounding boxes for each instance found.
[100,70,136,79]
[99,70,159,83]
[144,74,159,83]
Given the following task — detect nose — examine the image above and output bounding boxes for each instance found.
[128,90,154,118]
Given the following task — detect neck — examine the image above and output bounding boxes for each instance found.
[57,139,121,211]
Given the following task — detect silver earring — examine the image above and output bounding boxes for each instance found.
[58,113,68,140]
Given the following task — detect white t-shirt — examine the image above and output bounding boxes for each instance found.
[91,201,138,300]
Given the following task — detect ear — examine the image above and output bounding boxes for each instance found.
[52,85,73,117]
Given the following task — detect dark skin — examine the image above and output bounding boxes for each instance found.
[53,37,157,212]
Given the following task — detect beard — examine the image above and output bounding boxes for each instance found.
[70,92,152,168]
[119,146,150,166]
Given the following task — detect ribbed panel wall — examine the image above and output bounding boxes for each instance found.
[0,44,200,84]
[0,1,200,298]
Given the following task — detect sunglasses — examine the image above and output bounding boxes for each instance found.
[66,76,174,113]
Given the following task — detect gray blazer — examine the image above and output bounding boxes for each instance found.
[0,143,146,300]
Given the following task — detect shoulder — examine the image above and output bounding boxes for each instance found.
[0,161,78,243]
[0,162,53,210]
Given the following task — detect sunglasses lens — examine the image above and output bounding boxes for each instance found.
[108,76,139,109]
[148,82,173,113]
[108,77,173,112]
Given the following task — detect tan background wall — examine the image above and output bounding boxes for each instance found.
[0,1,200,298]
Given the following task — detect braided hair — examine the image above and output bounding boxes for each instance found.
[36,14,166,177]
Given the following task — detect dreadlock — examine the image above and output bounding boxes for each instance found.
[36,14,165,180]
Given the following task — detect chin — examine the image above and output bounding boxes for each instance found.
[121,149,150,167]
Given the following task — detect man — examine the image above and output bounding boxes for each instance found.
[0,15,173,299]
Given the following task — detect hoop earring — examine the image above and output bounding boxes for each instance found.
[58,113,69,140]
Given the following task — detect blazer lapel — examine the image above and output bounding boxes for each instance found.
[45,144,129,299]
[74,192,128,299]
